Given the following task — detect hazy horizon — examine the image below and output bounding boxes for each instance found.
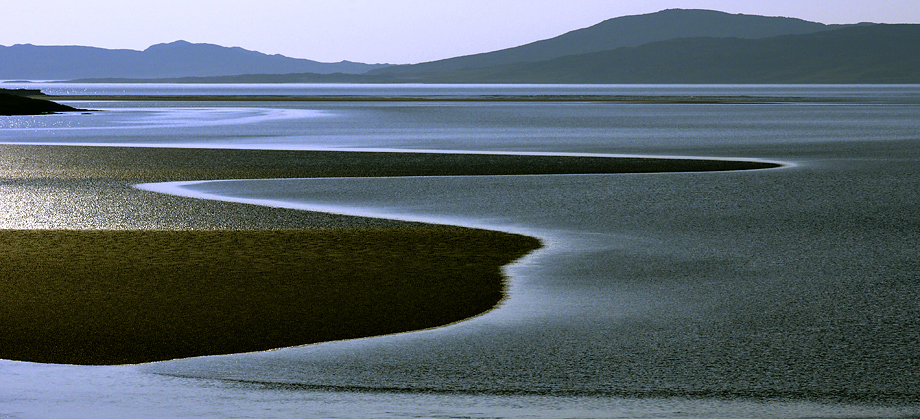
[4,0,920,65]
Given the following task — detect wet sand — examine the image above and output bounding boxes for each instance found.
[0,144,777,365]
[0,227,537,365]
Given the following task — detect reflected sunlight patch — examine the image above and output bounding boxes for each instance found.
[0,106,328,131]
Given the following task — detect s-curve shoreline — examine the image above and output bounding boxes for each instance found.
[0,143,784,365]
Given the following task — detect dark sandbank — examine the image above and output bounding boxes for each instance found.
[0,228,538,365]
[0,144,779,365]
[0,144,780,181]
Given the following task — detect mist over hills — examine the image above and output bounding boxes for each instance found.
[3,9,917,84]
[0,40,389,80]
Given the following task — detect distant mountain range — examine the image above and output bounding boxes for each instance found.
[405,23,920,84]
[369,8,854,77]
[0,40,389,80]
[3,9,918,84]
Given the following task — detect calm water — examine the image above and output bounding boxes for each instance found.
[9,81,920,100]
[2,84,919,418]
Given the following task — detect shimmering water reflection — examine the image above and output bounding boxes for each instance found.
[143,158,920,403]
[4,359,918,419]
[2,84,919,418]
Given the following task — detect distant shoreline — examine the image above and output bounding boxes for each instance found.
[38,93,857,104]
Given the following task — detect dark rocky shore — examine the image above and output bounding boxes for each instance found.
[0,88,84,115]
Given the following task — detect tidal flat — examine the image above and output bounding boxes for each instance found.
[0,144,772,365]
[1,85,918,418]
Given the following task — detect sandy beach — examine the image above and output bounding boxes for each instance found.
[0,144,777,365]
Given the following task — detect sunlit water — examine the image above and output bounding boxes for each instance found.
[2,84,919,418]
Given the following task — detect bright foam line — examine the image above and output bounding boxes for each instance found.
[133,146,791,232]
[135,177,540,236]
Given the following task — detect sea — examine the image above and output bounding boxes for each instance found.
[1,83,919,418]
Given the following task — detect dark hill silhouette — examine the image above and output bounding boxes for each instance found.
[428,24,919,84]
[0,40,389,80]
[370,8,850,75]
[121,23,918,84]
[0,89,83,115]
[7,9,912,85]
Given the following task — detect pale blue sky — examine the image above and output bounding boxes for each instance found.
[3,0,919,64]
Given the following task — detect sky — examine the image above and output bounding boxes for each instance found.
[3,0,920,64]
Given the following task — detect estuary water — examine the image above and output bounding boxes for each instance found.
[2,84,919,418]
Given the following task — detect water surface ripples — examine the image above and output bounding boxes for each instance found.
[2,84,919,418]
